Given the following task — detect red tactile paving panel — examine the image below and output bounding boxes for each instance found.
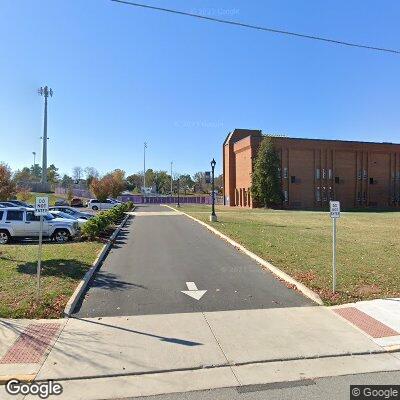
[0,323,61,364]
[334,307,399,338]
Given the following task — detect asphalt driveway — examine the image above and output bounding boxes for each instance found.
[74,205,313,317]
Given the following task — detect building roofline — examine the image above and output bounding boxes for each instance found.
[268,135,400,147]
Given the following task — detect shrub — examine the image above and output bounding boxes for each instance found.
[81,204,132,240]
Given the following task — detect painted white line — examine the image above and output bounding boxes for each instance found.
[181,281,207,300]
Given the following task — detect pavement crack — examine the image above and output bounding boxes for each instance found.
[201,311,242,386]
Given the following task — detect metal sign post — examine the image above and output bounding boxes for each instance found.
[35,196,49,300]
[329,201,340,293]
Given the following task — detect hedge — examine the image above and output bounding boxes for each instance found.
[82,201,134,240]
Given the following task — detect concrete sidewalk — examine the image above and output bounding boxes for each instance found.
[1,305,400,399]
[36,306,389,381]
[0,319,66,383]
[333,298,400,349]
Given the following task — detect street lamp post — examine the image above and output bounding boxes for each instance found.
[177,178,180,207]
[170,161,173,195]
[210,158,217,222]
[143,142,147,189]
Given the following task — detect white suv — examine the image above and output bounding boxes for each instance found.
[0,207,79,244]
[87,199,119,211]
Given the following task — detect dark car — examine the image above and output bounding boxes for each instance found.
[6,200,32,207]
[55,199,69,206]
[0,202,18,208]
[70,197,84,207]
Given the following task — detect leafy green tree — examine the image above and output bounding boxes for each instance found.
[30,164,42,180]
[193,171,211,193]
[60,174,73,189]
[145,169,155,188]
[126,173,143,191]
[47,164,59,184]
[13,167,33,184]
[179,174,194,194]
[251,136,283,207]
[154,171,170,194]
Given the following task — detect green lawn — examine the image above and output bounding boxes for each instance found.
[176,205,400,305]
[0,241,103,318]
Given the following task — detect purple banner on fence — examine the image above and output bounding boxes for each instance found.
[118,194,215,205]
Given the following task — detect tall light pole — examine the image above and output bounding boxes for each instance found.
[38,86,53,184]
[170,161,173,195]
[210,158,217,222]
[143,142,147,190]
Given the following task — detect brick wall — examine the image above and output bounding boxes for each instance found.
[223,129,400,210]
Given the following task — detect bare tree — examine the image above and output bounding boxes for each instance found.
[72,166,83,182]
[84,167,99,180]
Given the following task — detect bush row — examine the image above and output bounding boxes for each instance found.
[82,201,134,240]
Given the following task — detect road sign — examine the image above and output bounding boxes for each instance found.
[35,196,49,216]
[205,171,211,184]
[329,201,340,293]
[35,196,48,300]
[330,201,340,218]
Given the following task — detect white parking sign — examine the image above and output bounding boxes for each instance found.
[330,201,340,219]
[35,196,49,216]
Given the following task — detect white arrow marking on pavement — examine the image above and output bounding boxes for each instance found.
[181,282,207,300]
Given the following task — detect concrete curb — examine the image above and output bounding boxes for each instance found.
[63,211,133,317]
[165,205,324,306]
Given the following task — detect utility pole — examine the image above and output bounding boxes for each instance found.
[170,161,173,195]
[143,142,147,190]
[38,86,53,184]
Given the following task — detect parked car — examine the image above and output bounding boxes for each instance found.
[7,200,32,207]
[49,210,87,228]
[49,206,93,220]
[87,199,119,211]
[0,202,19,208]
[55,198,69,206]
[0,207,79,244]
[70,197,84,207]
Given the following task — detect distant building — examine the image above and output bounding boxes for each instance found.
[223,128,400,209]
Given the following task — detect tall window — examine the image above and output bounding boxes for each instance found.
[283,167,288,179]
[322,169,326,179]
[315,187,321,202]
[316,168,321,180]
[284,190,288,202]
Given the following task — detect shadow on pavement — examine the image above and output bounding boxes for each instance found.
[90,272,147,291]
[71,316,203,347]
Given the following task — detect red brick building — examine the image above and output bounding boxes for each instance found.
[223,129,400,209]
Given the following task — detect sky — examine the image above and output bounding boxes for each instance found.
[0,0,399,177]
